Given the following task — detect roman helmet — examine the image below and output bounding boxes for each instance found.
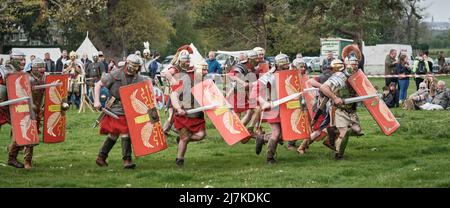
[274,53,290,70]
[292,58,307,74]
[9,50,26,71]
[247,50,258,67]
[342,44,361,76]
[253,47,265,62]
[31,57,46,77]
[125,54,143,75]
[330,59,345,73]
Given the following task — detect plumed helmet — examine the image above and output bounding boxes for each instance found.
[330,59,345,73]
[342,44,361,64]
[31,58,45,68]
[143,49,151,55]
[247,50,258,60]
[275,53,290,68]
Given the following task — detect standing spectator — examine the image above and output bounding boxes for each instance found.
[206,51,222,74]
[56,50,68,72]
[385,49,398,87]
[98,51,109,73]
[397,54,411,106]
[321,51,334,73]
[423,51,433,71]
[80,52,92,70]
[412,52,430,91]
[149,51,160,79]
[0,58,4,66]
[44,52,55,73]
[108,59,117,72]
[296,53,303,60]
[24,55,36,72]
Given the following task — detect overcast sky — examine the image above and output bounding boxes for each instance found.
[420,0,450,22]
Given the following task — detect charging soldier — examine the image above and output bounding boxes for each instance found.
[93,54,146,169]
[319,47,364,160]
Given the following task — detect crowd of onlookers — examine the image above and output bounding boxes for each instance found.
[382,49,450,110]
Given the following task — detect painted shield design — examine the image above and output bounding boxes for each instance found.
[192,79,250,145]
[43,74,69,143]
[276,70,311,141]
[348,70,400,135]
[6,72,39,146]
[119,80,167,157]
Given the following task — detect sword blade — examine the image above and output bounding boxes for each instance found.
[102,108,120,120]
[186,103,220,114]
[271,88,319,108]
[343,94,379,104]
[33,83,62,90]
[0,96,30,107]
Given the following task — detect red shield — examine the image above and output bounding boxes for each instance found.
[303,80,327,140]
[276,70,311,141]
[348,70,400,135]
[119,80,167,157]
[192,79,250,145]
[43,74,69,143]
[6,72,38,146]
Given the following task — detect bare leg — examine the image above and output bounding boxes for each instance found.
[334,127,349,160]
[267,123,281,164]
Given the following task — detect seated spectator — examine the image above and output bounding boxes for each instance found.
[403,82,429,110]
[420,80,450,110]
[382,86,396,108]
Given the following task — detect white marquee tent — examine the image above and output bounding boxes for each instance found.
[76,32,99,59]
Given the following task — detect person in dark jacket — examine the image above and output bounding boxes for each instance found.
[55,50,68,72]
[382,86,396,108]
[44,52,56,73]
[396,54,411,105]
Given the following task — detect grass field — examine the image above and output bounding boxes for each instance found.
[0,77,450,188]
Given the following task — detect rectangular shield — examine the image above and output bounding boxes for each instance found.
[348,70,400,135]
[6,72,39,146]
[192,79,250,145]
[43,74,69,143]
[258,63,270,73]
[276,70,311,141]
[119,80,167,157]
[303,80,328,140]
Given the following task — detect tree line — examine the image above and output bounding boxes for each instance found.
[0,0,442,58]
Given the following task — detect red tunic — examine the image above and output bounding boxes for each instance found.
[99,115,129,135]
[173,115,205,133]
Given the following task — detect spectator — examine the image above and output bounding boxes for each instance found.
[382,85,396,108]
[412,52,430,91]
[24,55,36,72]
[437,51,445,69]
[80,52,92,70]
[108,59,117,72]
[149,51,161,80]
[404,82,429,110]
[397,54,411,105]
[385,49,398,87]
[206,51,222,74]
[296,53,303,60]
[56,50,68,72]
[423,51,433,71]
[322,51,334,73]
[420,80,450,110]
[98,51,109,73]
[43,52,55,73]
[0,58,3,66]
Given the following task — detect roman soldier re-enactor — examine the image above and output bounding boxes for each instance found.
[169,51,207,167]
[254,53,291,164]
[1,50,36,169]
[297,59,339,154]
[93,54,147,169]
[63,51,85,108]
[226,51,259,143]
[319,47,364,160]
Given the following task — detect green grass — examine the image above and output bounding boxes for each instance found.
[1,77,450,188]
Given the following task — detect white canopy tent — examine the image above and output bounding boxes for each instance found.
[76,32,99,59]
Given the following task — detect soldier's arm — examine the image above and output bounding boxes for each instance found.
[319,84,342,105]
[93,80,104,109]
[161,67,178,86]
[307,78,321,88]
[170,90,185,115]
